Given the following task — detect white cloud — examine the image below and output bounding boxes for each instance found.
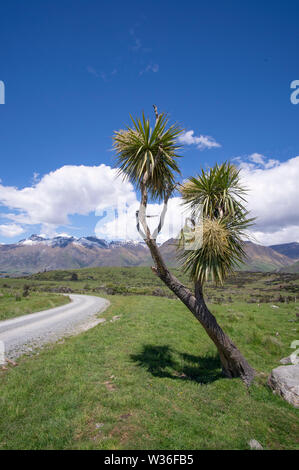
[0,156,298,247]
[100,154,299,246]
[249,153,265,165]
[0,223,25,238]
[235,153,280,171]
[239,155,299,245]
[0,164,137,236]
[179,130,221,150]
[247,226,299,246]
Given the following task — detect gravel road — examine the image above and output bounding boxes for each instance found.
[0,294,110,362]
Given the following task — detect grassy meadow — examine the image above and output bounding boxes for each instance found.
[0,284,70,321]
[2,266,299,303]
[0,267,298,449]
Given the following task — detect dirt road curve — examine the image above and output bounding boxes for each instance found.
[0,294,110,361]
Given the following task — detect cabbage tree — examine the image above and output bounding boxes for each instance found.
[113,106,255,385]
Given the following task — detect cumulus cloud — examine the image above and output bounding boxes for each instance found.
[0,157,298,246]
[99,154,299,245]
[0,165,137,237]
[0,164,191,243]
[239,155,299,245]
[178,130,221,150]
[0,223,25,237]
[234,153,280,171]
[247,226,299,246]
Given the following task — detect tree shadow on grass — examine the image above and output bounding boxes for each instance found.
[131,345,222,384]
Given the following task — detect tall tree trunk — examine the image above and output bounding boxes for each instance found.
[146,238,255,386]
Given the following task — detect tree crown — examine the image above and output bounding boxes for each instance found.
[179,163,254,285]
[113,111,183,200]
[113,110,254,285]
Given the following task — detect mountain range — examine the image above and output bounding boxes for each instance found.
[0,234,297,275]
[269,242,299,260]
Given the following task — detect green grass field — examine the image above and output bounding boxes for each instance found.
[0,287,70,321]
[0,287,298,449]
[2,267,299,303]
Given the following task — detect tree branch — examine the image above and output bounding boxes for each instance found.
[152,183,174,239]
[136,171,151,241]
[153,104,159,122]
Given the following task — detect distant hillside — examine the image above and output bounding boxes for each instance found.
[237,241,293,272]
[0,235,149,275]
[280,260,299,273]
[159,240,293,273]
[270,242,299,260]
[0,234,294,275]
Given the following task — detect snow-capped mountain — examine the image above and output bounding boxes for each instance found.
[0,234,150,274]
[0,234,294,275]
[17,234,146,249]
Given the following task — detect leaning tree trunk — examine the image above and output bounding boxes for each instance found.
[147,238,255,386]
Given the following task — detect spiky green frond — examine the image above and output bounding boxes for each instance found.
[180,162,246,218]
[179,163,254,285]
[113,112,183,200]
[178,215,254,285]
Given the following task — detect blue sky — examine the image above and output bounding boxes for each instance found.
[0,0,299,244]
